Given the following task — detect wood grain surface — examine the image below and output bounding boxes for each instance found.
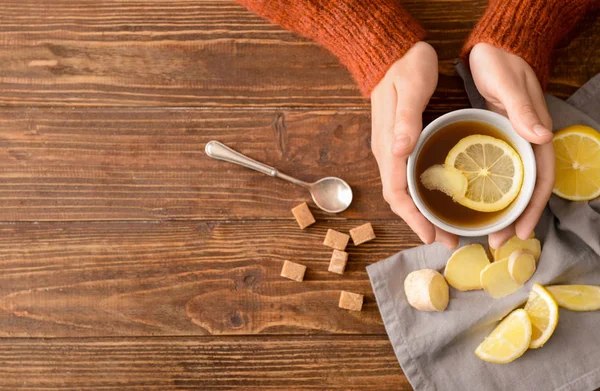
[1,0,599,389]
[0,336,410,390]
[0,220,418,337]
[0,108,392,221]
[0,0,597,108]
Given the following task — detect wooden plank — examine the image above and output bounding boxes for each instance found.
[0,0,597,108]
[0,108,400,221]
[0,220,418,337]
[0,336,410,390]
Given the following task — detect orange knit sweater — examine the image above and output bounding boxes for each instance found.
[237,0,597,96]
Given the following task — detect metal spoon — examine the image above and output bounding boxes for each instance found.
[205,140,353,213]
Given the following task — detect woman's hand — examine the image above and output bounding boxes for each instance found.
[371,42,458,249]
[469,43,556,248]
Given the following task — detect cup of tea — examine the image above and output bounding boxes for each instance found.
[407,108,536,237]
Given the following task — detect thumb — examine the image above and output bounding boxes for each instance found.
[392,107,422,158]
[501,88,553,145]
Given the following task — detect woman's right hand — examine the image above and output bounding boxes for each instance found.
[371,42,459,249]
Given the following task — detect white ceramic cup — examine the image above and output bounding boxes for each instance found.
[407,108,536,237]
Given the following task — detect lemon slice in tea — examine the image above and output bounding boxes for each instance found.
[445,135,523,212]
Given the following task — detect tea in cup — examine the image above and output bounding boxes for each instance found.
[407,109,536,237]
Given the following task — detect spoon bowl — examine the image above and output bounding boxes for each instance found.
[309,177,353,213]
[205,141,354,214]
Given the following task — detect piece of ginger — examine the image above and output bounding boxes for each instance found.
[420,164,468,201]
[444,244,491,291]
[494,236,541,262]
[404,269,449,312]
[480,258,523,298]
[508,250,537,284]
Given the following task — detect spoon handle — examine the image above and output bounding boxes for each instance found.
[205,140,279,176]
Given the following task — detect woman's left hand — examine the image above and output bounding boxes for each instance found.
[469,43,556,248]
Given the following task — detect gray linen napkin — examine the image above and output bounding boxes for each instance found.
[367,69,600,391]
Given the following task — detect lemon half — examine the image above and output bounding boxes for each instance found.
[553,125,600,201]
[445,135,524,212]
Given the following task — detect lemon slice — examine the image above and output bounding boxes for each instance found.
[553,125,600,201]
[523,283,559,349]
[445,135,524,212]
[475,309,532,364]
[546,285,600,311]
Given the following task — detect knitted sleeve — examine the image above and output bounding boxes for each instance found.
[236,0,425,96]
[462,0,598,87]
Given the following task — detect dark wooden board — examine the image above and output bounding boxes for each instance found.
[0,220,417,337]
[0,108,398,221]
[0,336,410,390]
[0,0,597,108]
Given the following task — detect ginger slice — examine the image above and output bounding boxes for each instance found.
[480,258,523,299]
[494,237,541,262]
[420,164,468,201]
[444,244,491,291]
[508,250,536,284]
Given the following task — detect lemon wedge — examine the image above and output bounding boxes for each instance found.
[445,135,523,212]
[475,309,532,364]
[523,283,559,349]
[553,125,600,201]
[546,285,600,312]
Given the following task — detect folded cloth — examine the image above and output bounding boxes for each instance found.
[367,69,600,391]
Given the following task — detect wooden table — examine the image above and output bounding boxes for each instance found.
[0,1,598,389]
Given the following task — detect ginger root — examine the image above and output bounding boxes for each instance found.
[404,269,449,312]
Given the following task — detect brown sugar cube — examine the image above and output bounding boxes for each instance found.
[323,229,350,250]
[338,291,364,312]
[328,250,348,275]
[291,202,316,229]
[349,223,376,246]
[280,260,307,282]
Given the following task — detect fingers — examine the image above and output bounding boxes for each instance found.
[489,145,555,244]
[469,43,552,144]
[500,80,553,145]
[488,224,516,249]
[370,46,440,246]
[373,119,436,244]
[391,53,437,158]
[391,108,422,158]
[392,75,431,158]
[380,82,437,244]
[435,227,459,250]
[515,143,555,239]
[387,190,436,244]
